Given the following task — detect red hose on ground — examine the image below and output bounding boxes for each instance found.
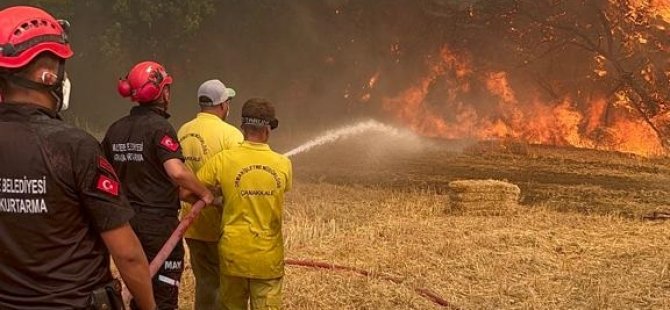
[124,201,458,309]
[285,259,459,309]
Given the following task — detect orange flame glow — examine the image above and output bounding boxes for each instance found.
[382,46,666,156]
[632,0,670,22]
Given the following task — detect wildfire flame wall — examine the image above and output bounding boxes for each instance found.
[15,0,670,156]
[382,46,665,156]
[353,0,669,156]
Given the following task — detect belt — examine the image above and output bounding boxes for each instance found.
[87,279,123,310]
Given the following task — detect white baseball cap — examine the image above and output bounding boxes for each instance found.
[197,79,236,106]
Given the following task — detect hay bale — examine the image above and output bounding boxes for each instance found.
[447,179,521,215]
[448,179,521,195]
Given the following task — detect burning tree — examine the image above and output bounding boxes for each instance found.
[503,0,670,149]
[378,0,670,156]
[9,0,669,155]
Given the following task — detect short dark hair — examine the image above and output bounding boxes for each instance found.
[198,95,213,105]
[241,98,275,121]
[18,52,60,77]
[241,98,276,133]
[0,67,7,88]
[1,52,60,93]
[0,76,6,96]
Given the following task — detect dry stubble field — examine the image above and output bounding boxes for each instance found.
[178,133,670,309]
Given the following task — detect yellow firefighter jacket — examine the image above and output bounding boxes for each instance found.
[197,141,292,279]
[178,112,243,241]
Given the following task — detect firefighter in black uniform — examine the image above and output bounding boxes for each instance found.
[0,6,155,310]
[102,61,214,310]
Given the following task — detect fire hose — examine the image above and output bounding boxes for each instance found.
[285,259,458,309]
[123,200,458,309]
[121,200,207,302]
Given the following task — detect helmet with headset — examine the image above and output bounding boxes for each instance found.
[117,61,173,103]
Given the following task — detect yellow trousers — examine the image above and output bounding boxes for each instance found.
[219,275,282,310]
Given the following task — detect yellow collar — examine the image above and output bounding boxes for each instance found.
[196,112,223,121]
[241,141,271,151]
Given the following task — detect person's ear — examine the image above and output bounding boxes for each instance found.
[162,86,171,103]
[222,101,232,119]
[40,71,59,86]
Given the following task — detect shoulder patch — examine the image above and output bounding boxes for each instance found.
[160,135,180,152]
[96,174,120,196]
[97,156,118,178]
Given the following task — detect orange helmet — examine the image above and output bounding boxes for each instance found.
[0,6,73,69]
[117,61,173,103]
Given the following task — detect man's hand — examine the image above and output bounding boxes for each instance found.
[179,187,198,204]
[178,183,214,206]
[101,224,156,310]
[213,196,224,206]
[201,190,214,205]
[164,158,213,205]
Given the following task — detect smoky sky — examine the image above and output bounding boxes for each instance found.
[3,0,667,152]
[1,0,444,149]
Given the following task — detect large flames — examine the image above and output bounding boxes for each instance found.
[382,47,666,157]
[634,0,670,23]
[375,0,670,157]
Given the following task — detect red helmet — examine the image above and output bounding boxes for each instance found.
[0,6,73,69]
[117,61,173,103]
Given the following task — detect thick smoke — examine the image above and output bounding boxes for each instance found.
[4,1,669,154]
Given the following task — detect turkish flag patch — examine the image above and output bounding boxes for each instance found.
[160,135,180,152]
[97,156,118,178]
[96,174,119,196]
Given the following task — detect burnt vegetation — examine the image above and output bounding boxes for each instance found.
[11,0,670,154]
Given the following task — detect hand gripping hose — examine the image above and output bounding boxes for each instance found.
[121,200,206,302]
[148,199,206,276]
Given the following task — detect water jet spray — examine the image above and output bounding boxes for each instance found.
[283,119,413,158]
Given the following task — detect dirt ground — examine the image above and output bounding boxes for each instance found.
[175,133,670,309]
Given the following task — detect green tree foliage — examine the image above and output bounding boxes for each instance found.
[14,0,216,67]
[3,0,668,146]
[100,0,216,65]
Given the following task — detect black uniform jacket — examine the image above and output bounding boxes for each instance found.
[102,105,184,213]
[0,103,134,309]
